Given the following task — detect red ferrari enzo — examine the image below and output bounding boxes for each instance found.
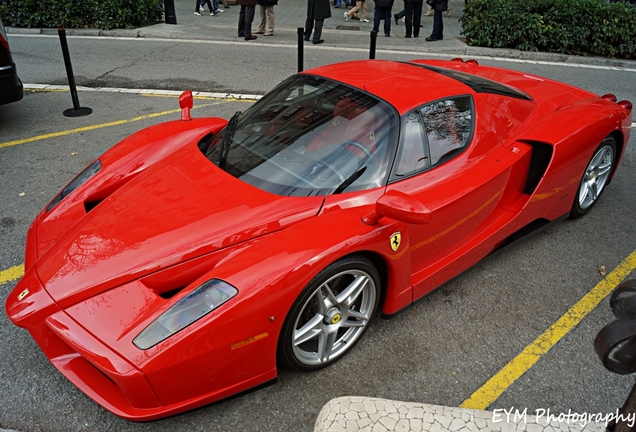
[6,59,632,420]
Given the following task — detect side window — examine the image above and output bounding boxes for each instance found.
[421,96,473,166]
[394,111,430,177]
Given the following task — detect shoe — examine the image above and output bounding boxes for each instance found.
[414,34,419,37]
[245,35,257,40]
[404,34,411,38]
[425,36,438,41]
[361,18,369,22]
[446,7,452,15]
[216,8,223,12]
[238,33,245,37]
[254,30,265,34]
[210,11,217,15]
[393,13,399,24]
[400,16,405,22]
[304,37,310,41]
[199,6,204,12]
[344,11,349,21]
[313,39,324,44]
[425,7,433,16]
[385,33,390,37]
[194,11,201,15]
[263,32,273,36]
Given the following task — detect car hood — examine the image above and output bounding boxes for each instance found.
[35,148,324,308]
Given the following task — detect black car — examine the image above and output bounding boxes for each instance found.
[0,17,23,105]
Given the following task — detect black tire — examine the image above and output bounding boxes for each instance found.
[278,255,381,372]
[570,136,617,218]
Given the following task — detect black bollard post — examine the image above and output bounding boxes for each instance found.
[165,0,177,24]
[58,28,92,117]
[369,31,378,59]
[297,27,304,73]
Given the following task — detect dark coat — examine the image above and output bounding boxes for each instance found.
[237,0,258,6]
[374,0,393,8]
[307,0,332,20]
[431,0,447,11]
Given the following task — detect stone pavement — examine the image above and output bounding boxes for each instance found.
[313,397,608,432]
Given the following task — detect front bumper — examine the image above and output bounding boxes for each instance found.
[5,268,278,421]
[0,62,23,105]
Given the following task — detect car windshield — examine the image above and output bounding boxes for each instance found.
[204,75,398,197]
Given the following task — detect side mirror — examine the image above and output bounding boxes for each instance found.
[362,190,431,225]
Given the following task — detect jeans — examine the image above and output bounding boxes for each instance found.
[431,9,443,39]
[335,0,350,7]
[373,5,392,35]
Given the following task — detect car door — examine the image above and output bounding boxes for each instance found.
[386,95,531,300]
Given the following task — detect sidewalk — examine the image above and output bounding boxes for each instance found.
[7,0,636,69]
[313,398,607,432]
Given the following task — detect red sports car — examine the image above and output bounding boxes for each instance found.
[6,59,632,420]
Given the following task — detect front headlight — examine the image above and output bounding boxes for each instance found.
[46,159,102,212]
[133,279,238,350]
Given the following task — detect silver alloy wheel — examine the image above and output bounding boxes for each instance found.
[292,269,376,367]
[578,144,614,210]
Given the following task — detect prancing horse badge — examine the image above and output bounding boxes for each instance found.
[390,232,401,252]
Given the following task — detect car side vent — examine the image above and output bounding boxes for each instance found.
[522,141,553,195]
[84,200,103,213]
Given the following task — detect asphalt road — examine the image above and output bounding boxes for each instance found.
[1,34,635,432]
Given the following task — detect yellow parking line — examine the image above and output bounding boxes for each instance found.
[0,98,251,150]
[461,249,636,410]
[0,264,24,285]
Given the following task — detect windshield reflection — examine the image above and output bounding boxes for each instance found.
[204,75,398,197]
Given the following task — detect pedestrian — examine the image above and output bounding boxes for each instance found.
[255,0,277,36]
[393,8,405,23]
[373,0,393,36]
[344,0,369,22]
[403,0,423,38]
[333,0,350,8]
[195,0,217,15]
[237,0,259,40]
[425,0,447,41]
[305,0,332,44]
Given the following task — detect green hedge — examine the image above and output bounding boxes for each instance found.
[460,0,636,59]
[0,0,164,30]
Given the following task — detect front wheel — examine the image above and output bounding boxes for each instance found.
[570,136,616,218]
[279,255,380,371]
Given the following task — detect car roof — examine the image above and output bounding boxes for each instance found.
[303,60,479,114]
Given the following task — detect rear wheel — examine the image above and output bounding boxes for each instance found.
[570,136,616,218]
[279,255,380,371]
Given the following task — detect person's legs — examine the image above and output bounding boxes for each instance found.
[304,17,314,40]
[244,5,256,38]
[412,0,422,36]
[345,3,360,19]
[313,19,324,41]
[194,0,201,14]
[404,1,413,36]
[238,4,246,36]
[256,5,266,33]
[431,9,443,38]
[265,6,275,34]
[360,0,367,20]
[373,6,381,31]
[384,6,392,34]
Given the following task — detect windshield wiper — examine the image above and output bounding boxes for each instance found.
[334,166,367,194]
[218,111,241,169]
